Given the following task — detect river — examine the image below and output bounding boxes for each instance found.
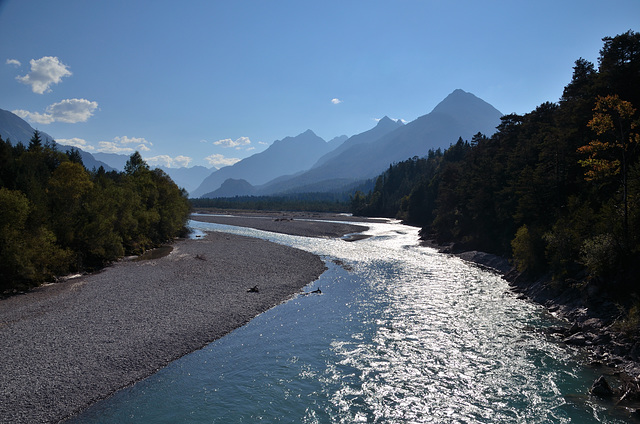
[67,220,632,423]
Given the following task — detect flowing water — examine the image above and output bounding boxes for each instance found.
[68,220,633,423]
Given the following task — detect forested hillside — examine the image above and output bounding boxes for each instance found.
[352,31,640,295]
[0,134,190,291]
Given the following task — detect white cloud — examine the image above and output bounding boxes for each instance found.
[6,59,21,67]
[213,136,251,149]
[97,141,135,154]
[16,56,71,94]
[113,135,151,146]
[47,134,155,155]
[113,136,152,153]
[204,153,241,168]
[174,155,192,167]
[47,98,98,123]
[146,155,193,168]
[331,98,342,104]
[12,98,98,125]
[56,137,96,151]
[12,109,56,124]
[92,135,152,154]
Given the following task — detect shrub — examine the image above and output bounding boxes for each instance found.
[579,233,619,279]
[511,225,545,275]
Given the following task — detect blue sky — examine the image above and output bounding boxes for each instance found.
[1,0,638,168]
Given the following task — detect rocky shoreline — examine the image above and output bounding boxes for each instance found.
[426,239,640,413]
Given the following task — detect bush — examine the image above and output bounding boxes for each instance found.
[511,225,545,275]
[580,233,619,279]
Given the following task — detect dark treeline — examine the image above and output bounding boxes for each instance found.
[191,192,350,213]
[352,31,640,297]
[0,136,191,291]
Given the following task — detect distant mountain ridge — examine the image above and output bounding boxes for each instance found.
[312,116,404,169]
[202,89,502,198]
[191,129,342,197]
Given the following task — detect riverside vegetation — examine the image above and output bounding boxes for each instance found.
[0,140,190,292]
[352,32,640,343]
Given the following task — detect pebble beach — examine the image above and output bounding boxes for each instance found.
[0,216,366,423]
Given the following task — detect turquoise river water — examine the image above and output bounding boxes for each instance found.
[67,219,635,423]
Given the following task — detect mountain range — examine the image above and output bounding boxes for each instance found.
[197,89,503,198]
[190,130,347,197]
[0,89,503,199]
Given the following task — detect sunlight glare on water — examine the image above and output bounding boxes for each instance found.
[67,220,629,423]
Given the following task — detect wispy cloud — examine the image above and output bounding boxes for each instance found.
[56,137,96,151]
[213,136,252,149]
[96,136,152,154]
[146,154,193,168]
[12,109,55,124]
[6,59,21,67]
[96,141,136,154]
[204,153,241,168]
[56,135,152,155]
[16,56,71,94]
[113,136,152,150]
[331,98,342,104]
[13,98,98,124]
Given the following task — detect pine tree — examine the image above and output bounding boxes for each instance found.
[28,130,43,152]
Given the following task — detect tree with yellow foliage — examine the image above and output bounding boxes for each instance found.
[578,94,640,239]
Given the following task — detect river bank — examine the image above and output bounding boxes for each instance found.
[0,224,353,424]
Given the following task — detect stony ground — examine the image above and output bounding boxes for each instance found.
[0,231,331,424]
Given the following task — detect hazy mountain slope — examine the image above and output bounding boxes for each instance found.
[312,116,404,169]
[255,116,405,195]
[260,89,502,194]
[159,165,212,195]
[193,129,334,198]
[326,134,348,151]
[202,178,256,198]
[92,152,130,171]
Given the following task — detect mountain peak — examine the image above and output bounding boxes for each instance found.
[375,116,404,131]
[431,89,502,117]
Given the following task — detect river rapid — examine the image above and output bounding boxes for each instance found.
[68,220,632,423]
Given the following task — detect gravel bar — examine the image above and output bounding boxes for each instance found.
[0,231,327,423]
[190,213,370,238]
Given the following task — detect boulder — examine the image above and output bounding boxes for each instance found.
[564,332,590,346]
[590,375,614,397]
